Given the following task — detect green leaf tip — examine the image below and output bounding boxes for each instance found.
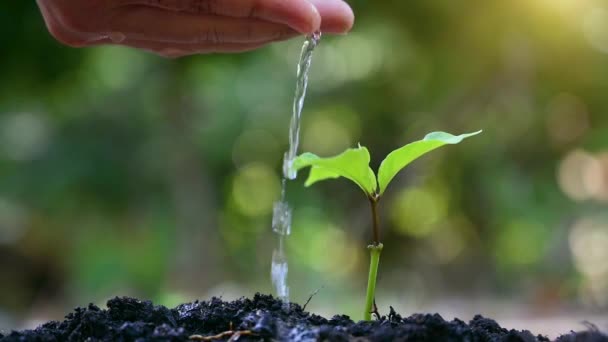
[377,130,481,195]
[423,130,482,143]
[292,146,377,196]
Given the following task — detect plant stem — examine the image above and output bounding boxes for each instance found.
[364,195,382,321]
[364,242,383,321]
[369,196,380,244]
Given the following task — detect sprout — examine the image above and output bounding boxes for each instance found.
[293,130,481,320]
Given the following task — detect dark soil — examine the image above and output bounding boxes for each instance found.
[1,294,606,341]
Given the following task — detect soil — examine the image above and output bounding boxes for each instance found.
[1,294,606,342]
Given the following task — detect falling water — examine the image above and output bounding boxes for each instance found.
[283,32,322,180]
[271,180,291,301]
[271,32,321,304]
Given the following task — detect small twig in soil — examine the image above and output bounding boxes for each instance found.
[189,330,255,341]
[581,321,599,332]
[228,331,249,342]
[302,286,324,311]
[371,299,381,320]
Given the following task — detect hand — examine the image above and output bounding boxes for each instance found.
[36,0,354,57]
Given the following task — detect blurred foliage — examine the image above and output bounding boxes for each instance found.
[2,0,608,327]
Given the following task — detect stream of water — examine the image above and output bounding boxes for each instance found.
[271,32,321,304]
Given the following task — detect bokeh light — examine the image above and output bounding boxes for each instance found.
[389,186,448,238]
[302,106,361,155]
[289,207,361,279]
[0,112,51,161]
[583,6,608,54]
[558,149,608,202]
[569,217,608,306]
[495,220,549,267]
[231,163,280,217]
[232,129,280,167]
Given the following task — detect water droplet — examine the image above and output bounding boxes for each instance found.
[282,153,297,180]
[272,200,292,236]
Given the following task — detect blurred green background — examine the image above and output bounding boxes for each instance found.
[1,0,608,335]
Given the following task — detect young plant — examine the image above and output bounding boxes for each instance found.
[292,130,481,321]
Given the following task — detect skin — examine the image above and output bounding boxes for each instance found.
[36,0,354,57]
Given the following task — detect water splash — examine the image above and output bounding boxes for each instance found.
[271,33,321,304]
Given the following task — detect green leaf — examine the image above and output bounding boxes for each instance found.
[293,147,378,196]
[305,166,341,186]
[377,130,481,195]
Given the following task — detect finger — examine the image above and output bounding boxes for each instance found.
[118,0,321,34]
[89,36,280,57]
[37,0,107,47]
[110,7,299,44]
[306,0,354,34]
[134,40,272,56]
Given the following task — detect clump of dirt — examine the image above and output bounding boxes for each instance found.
[1,294,605,341]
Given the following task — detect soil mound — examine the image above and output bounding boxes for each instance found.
[1,294,605,341]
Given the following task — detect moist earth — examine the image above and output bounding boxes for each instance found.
[1,294,606,341]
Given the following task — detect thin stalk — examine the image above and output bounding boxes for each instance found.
[364,243,383,321]
[369,196,380,244]
[364,195,382,320]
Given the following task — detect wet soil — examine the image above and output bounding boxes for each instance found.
[1,294,606,341]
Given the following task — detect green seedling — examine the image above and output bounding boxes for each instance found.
[293,130,481,321]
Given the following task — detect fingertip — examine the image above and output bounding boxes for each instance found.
[254,0,321,35]
[336,1,354,33]
[308,0,354,34]
[310,2,323,33]
[298,1,322,34]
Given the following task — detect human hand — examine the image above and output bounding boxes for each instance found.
[36,0,354,57]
